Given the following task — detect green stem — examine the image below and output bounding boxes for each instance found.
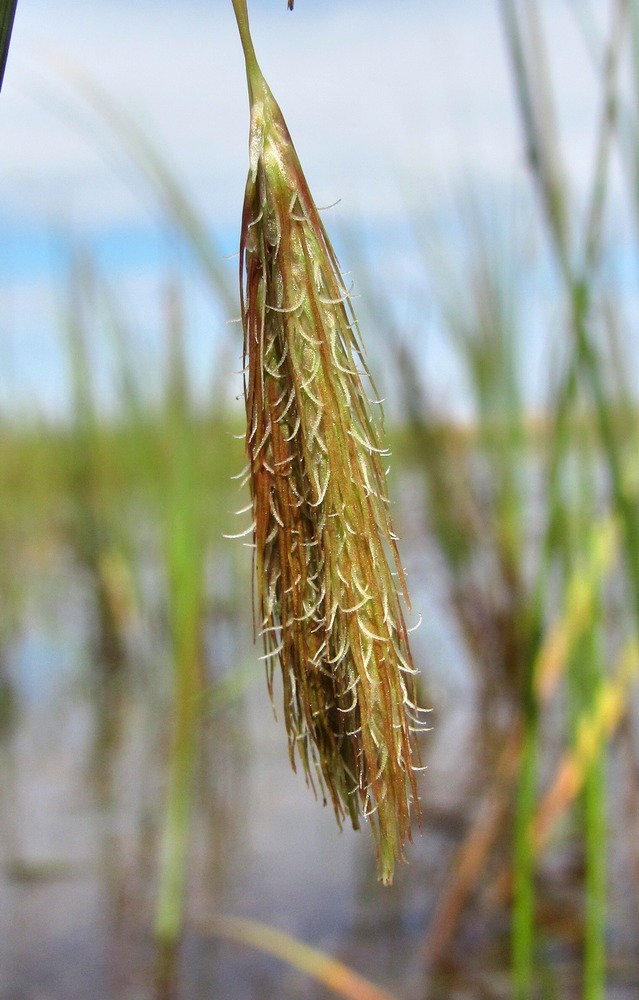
[154,297,204,980]
[569,283,639,632]
[512,701,539,1000]
[583,0,627,271]
[501,0,639,632]
[583,634,606,1000]
[568,450,606,1000]
[509,362,580,1000]
[155,648,200,948]
[498,13,632,986]
[230,0,262,101]
[498,0,569,262]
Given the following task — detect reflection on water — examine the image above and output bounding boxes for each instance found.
[1,543,638,1000]
[0,544,449,999]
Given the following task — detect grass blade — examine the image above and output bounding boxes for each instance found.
[533,640,638,853]
[201,914,399,1000]
[52,57,236,317]
[154,281,206,985]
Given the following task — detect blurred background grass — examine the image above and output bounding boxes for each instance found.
[2,1,639,998]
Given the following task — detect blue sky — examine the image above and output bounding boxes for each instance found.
[2,0,528,231]
[0,0,626,416]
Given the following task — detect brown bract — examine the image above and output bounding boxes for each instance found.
[236,53,425,884]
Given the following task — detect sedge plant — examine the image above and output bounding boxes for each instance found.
[497,3,632,994]
[230,0,426,885]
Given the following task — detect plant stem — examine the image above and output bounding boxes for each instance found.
[155,649,200,945]
[583,627,606,1000]
[154,284,205,985]
[568,447,607,1000]
[499,6,629,996]
[500,0,639,631]
[230,0,261,101]
[512,701,539,1000]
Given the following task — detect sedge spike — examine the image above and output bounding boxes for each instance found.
[231,0,426,884]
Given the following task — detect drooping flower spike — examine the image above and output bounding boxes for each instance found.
[231,0,427,884]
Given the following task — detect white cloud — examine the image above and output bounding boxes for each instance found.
[0,0,629,415]
[0,0,613,234]
[0,0,548,230]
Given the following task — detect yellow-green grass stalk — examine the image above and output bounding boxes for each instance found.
[424,515,617,965]
[569,616,606,1000]
[500,0,639,629]
[517,516,615,994]
[524,638,635,998]
[154,282,206,979]
[496,7,626,993]
[533,639,638,852]
[201,914,398,1000]
[231,0,425,884]
[512,514,616,999]
[564,440,607,1000]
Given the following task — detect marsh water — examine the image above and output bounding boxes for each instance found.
[1,516,639,1000]
[0,553,441,1000]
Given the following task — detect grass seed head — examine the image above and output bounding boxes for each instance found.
[234,4,426,885]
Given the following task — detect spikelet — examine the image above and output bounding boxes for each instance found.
[232,0,426,884]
